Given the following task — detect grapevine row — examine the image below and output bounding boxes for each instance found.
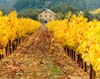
[47,14,100,78]
[0,11,41,57]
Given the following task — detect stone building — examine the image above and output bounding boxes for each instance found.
[38,8,56,22]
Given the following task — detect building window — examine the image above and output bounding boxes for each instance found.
[40,15,42,17]
[45,15,47,17]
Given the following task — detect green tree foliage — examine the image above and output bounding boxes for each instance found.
[1,0,100,20]
[13,0,100,11]
[18,8,41,20]
[51,3,80,19]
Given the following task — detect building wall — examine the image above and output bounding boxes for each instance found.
[38,10,56,22]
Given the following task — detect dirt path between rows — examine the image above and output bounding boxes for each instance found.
[0,26,89,79]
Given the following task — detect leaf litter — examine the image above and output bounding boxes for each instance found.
[0,28,89,79]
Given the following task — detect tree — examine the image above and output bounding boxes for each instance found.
[18,8,41,20]
[14,0,29,11]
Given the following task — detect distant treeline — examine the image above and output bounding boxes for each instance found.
[0,0,100,20]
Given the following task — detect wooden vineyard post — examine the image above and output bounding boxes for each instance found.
[79,54,81,67]
[69,49,72,57]
[0,54,2,60]
[74,51,76,61]
[5,45,8,56]
[9,40,12,54]
[66,46,68,55]
[12,41,16,51]
[84,61,87,72]
[68,49,70,57]
[76,54,84,69]
[10,41,13,54]
[14,39,17,50]
[69,49,71,57]
[15,39,18,49]
[81,57,83,69]
[66,46,68,53]
[16,38,19,48]
[71,49,73,59]
[17,38,19,46]
[77,54,80,66]
[69,48,70,57]
[67,47,68,55]
[66,47,68,55]
[7,41,10,55]
[68,48,69,56]
[70,49,72,58]
[64,47,66,52]
[7,40,13,55]
[72,50,75,61]
[80,55,83,69]
[13,38,21,51]
[64,47,67,53]
[72,50,74,60]
[90,64,96,79]
[75,51,77,62]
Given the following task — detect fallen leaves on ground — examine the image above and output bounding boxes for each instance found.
[0,26,89,79]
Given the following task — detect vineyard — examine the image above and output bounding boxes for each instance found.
[0,11,40,57]
[47,13,100,79]
[0,10,100,79]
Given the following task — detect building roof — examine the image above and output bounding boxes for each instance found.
[40,8,56,15]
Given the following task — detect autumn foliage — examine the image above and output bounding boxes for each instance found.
[0,11,41,55]
[47,14,100,77]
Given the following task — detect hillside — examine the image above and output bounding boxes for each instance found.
[0,0,100,11]
[0,0,100,20]
[14,0,99,11]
